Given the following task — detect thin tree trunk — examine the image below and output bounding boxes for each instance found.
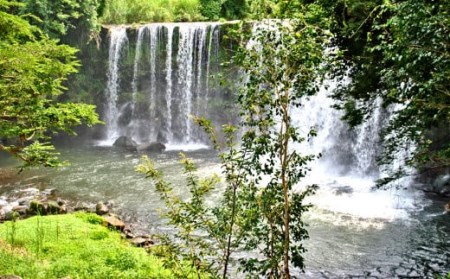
[281,94,290,279]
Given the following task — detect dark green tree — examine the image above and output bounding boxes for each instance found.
[19,0,102,40]
[0,0,101,169]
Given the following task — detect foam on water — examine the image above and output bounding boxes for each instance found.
[165,143,210,151]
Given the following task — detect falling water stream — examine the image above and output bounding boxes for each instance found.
[0,22,449,278]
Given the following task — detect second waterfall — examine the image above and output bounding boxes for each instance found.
[103,23,231,146]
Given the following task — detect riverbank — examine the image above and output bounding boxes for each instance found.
[0,212,204,278]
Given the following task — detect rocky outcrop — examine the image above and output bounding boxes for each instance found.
[0,188,71,221]
[96,202,109,215]
[103,214,125,231]
[136,142,166,153]
[113,136,138,151]
[421,174,450,197]
[129,235,154,248]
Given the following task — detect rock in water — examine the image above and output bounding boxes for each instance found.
[136,142,166,153]
[113,136,138,151]
[130,236,154,248]
[28,200,47,215]
[103,214,125,231]
[96,202,109,215]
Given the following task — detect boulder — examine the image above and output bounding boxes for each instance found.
[130,236,154,248]
[0,198,8,208]
[28,200,47,215]
[46,201,63,215]
[103,214,125,231]
[332,186,354,196]
[4,210,19,221]
[113,136,137,151]
[12,205,27,216]
[16,197,32,206]
[74,202,92,212]
[95,202,109,215]
[59,204,68,214]
[42,188,58,197]
[430,174,450,196]
[136,142,166,153]
[122,224,135,239]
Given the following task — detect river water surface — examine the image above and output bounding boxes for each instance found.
[0,145,448,278]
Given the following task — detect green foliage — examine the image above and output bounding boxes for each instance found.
[99,0,249,23]
[232,10,330,276]
[221,0,248,20]
[100,0,203,24]
[137,118,260,278]
[0,213,190,278]
[137,153,223,278]
[200,0,221,20]
[0,3,101,169]
[19,0,102,39]
[326,0,450,185]
[0,0,39,42]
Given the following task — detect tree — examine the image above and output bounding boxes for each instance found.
[0,0,101,169]
[19,0,102,41]
[138,2,330,278]
[137,122,257,279]
[233,3,330,277]
[326,0,450,185]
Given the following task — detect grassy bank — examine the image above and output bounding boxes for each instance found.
[0,213,198,278]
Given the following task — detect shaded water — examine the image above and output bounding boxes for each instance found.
[0,146,449,278]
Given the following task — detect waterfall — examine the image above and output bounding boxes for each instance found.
[102,23,222,147]
[148,25,160,141]
[292,85,423,221]
[205,24,219,109]
[105,27,128,141]
[164,26,174,142]
[175,26,196,143]
[130,27,145,139]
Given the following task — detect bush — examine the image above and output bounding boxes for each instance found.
[200,0,221,20]
[100,0,203,24]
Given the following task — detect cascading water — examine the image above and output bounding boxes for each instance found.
[102,23,223,148]
[293,83,424,222]
[104,27,128,142]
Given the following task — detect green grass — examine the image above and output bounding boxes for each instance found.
[0,213,198,278]
[100,0,203,24]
